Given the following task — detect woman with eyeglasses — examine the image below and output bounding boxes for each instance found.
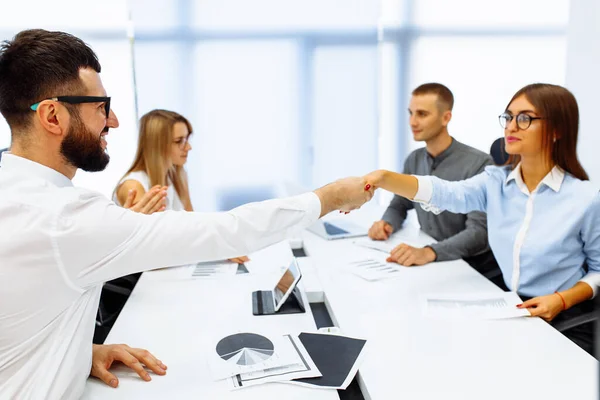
[363,83,599,355]
[115,109,194,212]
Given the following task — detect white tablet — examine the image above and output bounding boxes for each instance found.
[272,258,302,311]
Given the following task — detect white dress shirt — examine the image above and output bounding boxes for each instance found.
[0,153,321,399]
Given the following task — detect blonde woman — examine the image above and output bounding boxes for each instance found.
[116,109,248,263]
[116,109,193,212]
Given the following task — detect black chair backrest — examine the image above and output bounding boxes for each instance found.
[490,138,509,166]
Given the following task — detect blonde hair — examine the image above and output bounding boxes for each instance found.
[117,109,194,210]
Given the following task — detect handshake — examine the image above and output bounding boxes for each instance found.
[313,171,385,217]
[123,171,388,218]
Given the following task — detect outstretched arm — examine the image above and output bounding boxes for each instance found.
[365,169,489,214]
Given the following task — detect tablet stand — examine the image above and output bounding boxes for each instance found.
[252,285,306,316]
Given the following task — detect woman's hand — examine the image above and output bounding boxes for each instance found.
[363,170,387,189]
[123,185,168,214]
[518,293,564,322]
[362,170,419,200]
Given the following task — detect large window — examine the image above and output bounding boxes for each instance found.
[0,0,570,210]
[131,0,384,211]
[407,36,567,154]
[190,40,301,211]
[311,46,378,186]
[401,0,569,155]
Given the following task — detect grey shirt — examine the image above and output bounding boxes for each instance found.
[382,138,492,262]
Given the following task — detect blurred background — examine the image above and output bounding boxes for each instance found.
[1,0,597,211]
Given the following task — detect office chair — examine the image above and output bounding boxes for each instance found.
[93,273,142,344]
[489,137,510,166]
[554,311,597,332]
[554,299,597,360]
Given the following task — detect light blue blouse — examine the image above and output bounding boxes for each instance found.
[414,164,600,298]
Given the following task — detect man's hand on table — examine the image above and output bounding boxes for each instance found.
[90,344,167,388]
[387,243,436,266]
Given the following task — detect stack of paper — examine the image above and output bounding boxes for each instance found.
[207,332,321,390]
[287,332,368,390]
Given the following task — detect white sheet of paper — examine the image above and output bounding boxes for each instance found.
[191,261,238,279]
[353,236,422,254]
[228,334,321,389]
[421,292,531,319]
[352,238,395,254]
[344,257,403,281]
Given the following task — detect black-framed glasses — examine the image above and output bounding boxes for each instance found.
[30,96,111,118]
[498,112,543,130]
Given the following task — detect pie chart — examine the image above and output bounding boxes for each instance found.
[216,333,275,366]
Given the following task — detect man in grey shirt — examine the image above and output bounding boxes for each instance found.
[369,83,499,275]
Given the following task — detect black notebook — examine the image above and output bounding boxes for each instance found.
[292,332,367,389]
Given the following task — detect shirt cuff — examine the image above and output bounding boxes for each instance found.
[579,272,600,298]
[412,175,433,203]
[304,192,322,224]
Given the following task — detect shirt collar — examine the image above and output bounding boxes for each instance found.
[0,153,73,188]
[505,162,565,194]
[426,137,456,165]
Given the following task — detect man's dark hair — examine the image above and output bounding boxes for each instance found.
[412,82,454,111]
[0,29,101,134]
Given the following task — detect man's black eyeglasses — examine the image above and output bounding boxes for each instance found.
[30,96,111,118]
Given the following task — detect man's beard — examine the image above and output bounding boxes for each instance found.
[60,109,110,172]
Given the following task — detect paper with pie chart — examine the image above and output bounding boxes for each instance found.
[209,332,317,381]
[217,333,274,366]
[227,334,322,389]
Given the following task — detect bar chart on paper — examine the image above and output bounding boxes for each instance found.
[191,261,238,279]
[216,333,275,366]
[345,258,403,281]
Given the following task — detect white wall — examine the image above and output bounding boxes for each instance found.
[566,0,600,182]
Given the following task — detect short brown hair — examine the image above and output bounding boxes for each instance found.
[0,29,101,133]
[412,83,454,111]
[505,83,588,181]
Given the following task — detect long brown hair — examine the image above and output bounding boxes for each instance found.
[117,109,194,210]
[505,83,588,181]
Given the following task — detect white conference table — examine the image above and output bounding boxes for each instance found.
[82,241,338,400]
[84,207,598,400]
